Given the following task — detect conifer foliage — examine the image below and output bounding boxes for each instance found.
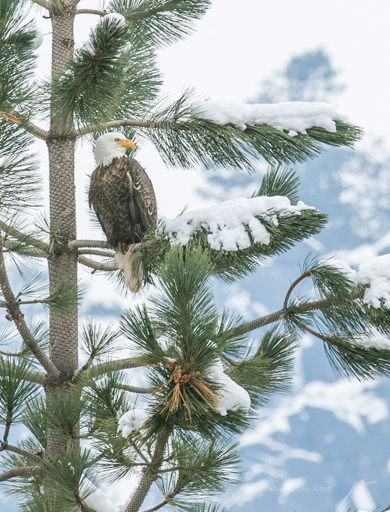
[0,1,389,511]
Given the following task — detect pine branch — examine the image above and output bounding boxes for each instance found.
[0,246,59,378]
[284,271,311,308]
[19,369,45,385]
[22,120,49,141]
[111,0,211,48]
[75,357,146,383]
[78,249,116,258]
[116,383,155,394]
[50,15,160,129]
[125,429,171,512]
[235,290,364,336]
[69,239,111,250]
[76,97,362,170]
[77,255,117,271]
[0,465,40,482]
[141,497,173,512]
[2,240,48,258]
[0,111,49,141]
[0,442,42,464]
[75,9,106,15]
[0,222,49,253]
[76,118,161,136]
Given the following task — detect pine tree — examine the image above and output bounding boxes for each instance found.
[0,1,389,511]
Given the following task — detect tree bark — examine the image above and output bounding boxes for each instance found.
[46,3,78,454]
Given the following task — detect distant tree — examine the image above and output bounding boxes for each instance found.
[0,2,389,512]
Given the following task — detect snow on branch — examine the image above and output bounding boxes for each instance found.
[191,100,349,135]
[208,358,250,416]
[161,196,315,251]
[118,408,149,438]
[323,254,390,309]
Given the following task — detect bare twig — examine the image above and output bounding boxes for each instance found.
[0,246,59,378]
[0,466,40,482]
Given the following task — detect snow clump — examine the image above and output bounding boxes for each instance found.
[191,100,349,134]
[162,196,314,251]
[208,358,250,416]
[118,409,149,438]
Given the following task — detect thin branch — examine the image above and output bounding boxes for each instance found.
[142,499,169,512]
[157,466,183,473]
[0,442,42,464]
[3,240,48,258]
[0,112,49,141]
[131,441,151,466]
[294,319,330,343]
[235,290,364,336]
[21,369,46,385]
[0,466,40,482]
[74,357,146,383]
[125,429,171,512]
[23,121,49,141]
[0,246,60,378]
[76,120,159,138]
[0,348,24,357]
[116,383,155,394]
[80,503,97,512]
[0,298,47,307]
[283,271,311,309]
[0,222,49,253]
[77,255,117,271]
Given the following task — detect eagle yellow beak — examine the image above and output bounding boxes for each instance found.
[118,139,135,151]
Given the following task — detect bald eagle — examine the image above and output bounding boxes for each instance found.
[89,132,157,292]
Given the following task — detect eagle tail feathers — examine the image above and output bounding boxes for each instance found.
[115,251,143,293]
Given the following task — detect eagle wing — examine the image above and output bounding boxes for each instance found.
[124,157,157,239]
[89,156,157,247]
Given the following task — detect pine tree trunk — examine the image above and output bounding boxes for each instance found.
[46,3,78,454]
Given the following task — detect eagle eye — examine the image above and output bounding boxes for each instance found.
[114,138,120,142]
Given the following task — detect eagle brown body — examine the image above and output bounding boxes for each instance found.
[89,156,157,249]
[89,132,157,292]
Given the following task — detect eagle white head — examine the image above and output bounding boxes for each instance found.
[94,132,135,167]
